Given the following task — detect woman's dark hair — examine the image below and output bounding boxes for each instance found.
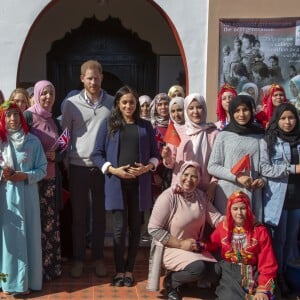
[108,85,140,137]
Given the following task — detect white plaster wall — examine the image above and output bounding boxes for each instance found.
[0,1,50,98]
[0,0,207,99]
[154,0,209,96]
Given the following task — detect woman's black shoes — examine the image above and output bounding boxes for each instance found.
[112,274,134,287]
[112,276,124,287]
[124,276,135,287]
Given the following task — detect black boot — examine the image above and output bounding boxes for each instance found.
[277,273,292,297]
[163,272,173,294]
[167,288,182,300]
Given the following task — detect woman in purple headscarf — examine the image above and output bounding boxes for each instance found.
[24,80,64,281]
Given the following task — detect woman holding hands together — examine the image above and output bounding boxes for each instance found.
[92,86,160,287]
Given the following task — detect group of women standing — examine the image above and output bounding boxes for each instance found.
[147,82,300,300]
[1,78,300,299]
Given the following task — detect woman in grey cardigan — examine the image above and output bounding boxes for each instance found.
[208,95,265,221]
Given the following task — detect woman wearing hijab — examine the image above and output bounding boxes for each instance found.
[24,80,64,281]
[205,191,278,300]
[162,93,218,201]
[289,74,300,115]
[260,103,300,297]
[161,96,185,184]
[215,84,237,130]
[147,161,222,300]
[208,95,265,221]
[255,84,288,128]
[0,101,47,296]
[138,95,152,121]
[150,92,171,196]
[167,85,185,99]
[169,96,185,128]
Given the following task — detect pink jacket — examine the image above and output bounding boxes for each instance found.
[163,126,218,191]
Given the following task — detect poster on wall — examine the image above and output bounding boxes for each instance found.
[219,18,300,102]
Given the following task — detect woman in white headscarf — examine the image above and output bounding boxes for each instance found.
[139,95,152,121]
[147,161,222,299]
[162,93,218,201]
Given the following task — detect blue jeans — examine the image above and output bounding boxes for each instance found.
[269,209,300,273]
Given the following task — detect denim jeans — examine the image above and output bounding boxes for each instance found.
[269,209,300,273]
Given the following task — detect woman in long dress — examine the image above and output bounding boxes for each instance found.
[24,80,64,281]
[0,101,47,295]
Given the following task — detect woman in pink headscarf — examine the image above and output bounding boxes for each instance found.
[24,80,64,281]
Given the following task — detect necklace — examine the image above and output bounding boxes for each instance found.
[233,226,246,234]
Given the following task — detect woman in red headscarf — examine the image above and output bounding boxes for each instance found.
[255,84,288,128]
[215,84,237,130]
[203,191,278,300]
[0,101,47,296]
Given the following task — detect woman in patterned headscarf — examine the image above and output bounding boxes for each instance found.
[150,92,171,196]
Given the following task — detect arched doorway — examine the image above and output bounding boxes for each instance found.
[47,16,157,116]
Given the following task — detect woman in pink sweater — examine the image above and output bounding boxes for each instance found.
[148,161,222,300]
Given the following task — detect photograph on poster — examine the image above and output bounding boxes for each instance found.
[219,18,300,107]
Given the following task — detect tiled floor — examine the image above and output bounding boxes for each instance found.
[0,246,215,300]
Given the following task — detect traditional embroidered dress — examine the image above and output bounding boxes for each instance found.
[206,191,278,300]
